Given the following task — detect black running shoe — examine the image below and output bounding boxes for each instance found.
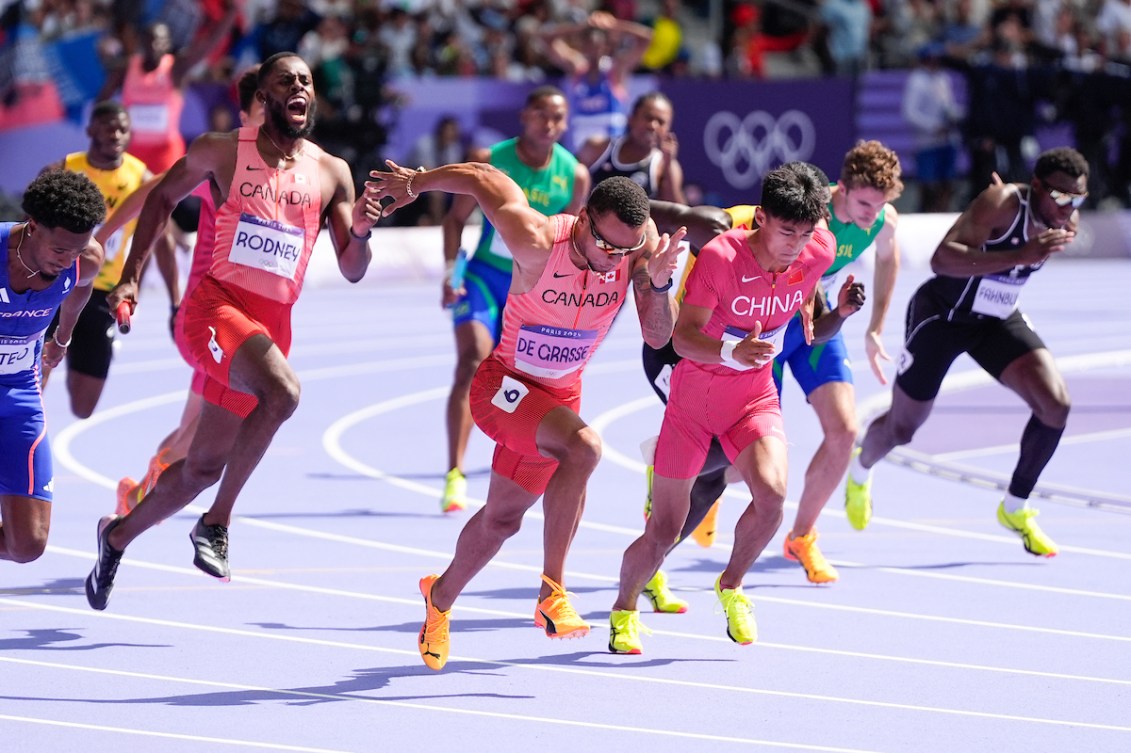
[190,514,230,581]
[85,515,124,610]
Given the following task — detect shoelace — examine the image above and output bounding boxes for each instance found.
[202,524,229,558]
[792,537,832,571]
[717,589,753,627]
[613,613,653,643]
[543,591,582,623]
[97,534,122,585]
[423,608,449,641]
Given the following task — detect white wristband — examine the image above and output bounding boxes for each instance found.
[719,340,744,370]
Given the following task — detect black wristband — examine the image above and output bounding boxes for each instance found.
[650,278,674,293]
[349,225,372,241]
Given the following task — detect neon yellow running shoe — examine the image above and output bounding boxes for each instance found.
[643,464,654,520]
[997,501,1059,557]
[440,468,467,513]
[608,609,650,654]
[714,575,757,645]
[783,530,839,584]
[642,569,688,613]
[690,499,721,548]
[418,574,451,671]
[844,449,872,531]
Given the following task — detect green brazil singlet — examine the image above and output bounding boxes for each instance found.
[472,138,579,274]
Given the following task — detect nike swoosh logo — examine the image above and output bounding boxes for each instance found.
[552,272,572,278]
[741,274,761,283]
[245,165,263,171]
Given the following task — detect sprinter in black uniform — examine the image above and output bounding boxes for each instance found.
[845,147,1088,557]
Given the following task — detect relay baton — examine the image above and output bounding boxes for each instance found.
[446,249,468,309]
[115,301,132,335]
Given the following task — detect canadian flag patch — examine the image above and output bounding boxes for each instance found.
[596,269,621,284]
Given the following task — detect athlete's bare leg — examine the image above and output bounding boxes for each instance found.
[429,405,602,610]
[0,495,50,563]
[858,383,934,470]
[534,408,602,601]
[63,371,107,420]
[429,472,539,612]
[719,436,788,588]
[446,320,494,471]
[203,336,301,527]
[614,473,695,611]
[790,381,857,536]
[109,334,299,548]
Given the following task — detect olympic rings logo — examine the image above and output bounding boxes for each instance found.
[704,110,817,189]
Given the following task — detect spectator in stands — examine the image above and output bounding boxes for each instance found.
[541,10,653,151]
[817,0,874,78]
[903,42,963,212]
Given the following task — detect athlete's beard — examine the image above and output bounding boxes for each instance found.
[38,272,59,282]
[268,97,318,140]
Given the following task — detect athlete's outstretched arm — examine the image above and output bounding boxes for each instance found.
[371,160,555,258]
[648,201,731,250]
[108,133,231,312]
[325,156,376,283]
[866,204,901,384]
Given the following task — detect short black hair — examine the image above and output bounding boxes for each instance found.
[525,85,566,107]
[1034,147,1088,181]
[587,176,650,229]
[90,100,127,122]
[22,170,106,233]
[631,91,672,116]
[237,65,261,113]
[761,162,830,225]
[258,52,304,87]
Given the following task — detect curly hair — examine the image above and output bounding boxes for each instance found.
[840,140,904,198]
[588,176,649,228]
[1034,147,1088,181]
[22,170,106,233]
[237,65,261,113]
[761,162,830,226]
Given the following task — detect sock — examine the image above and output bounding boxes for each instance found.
[1003,493,1028,514]
[848,453,871,485]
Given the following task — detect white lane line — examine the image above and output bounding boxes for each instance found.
[34,545,1131,653]
[3,608,1129,734]
[0,713,359,753]
[0,676,881,753]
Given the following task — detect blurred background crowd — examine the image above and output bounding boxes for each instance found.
[3,0,1131,215]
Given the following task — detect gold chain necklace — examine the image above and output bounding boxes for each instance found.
[262,130,303,161]
[14,223,39,279]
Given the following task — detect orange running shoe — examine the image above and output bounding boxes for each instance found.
[418,574,451,670]
[533,574,590,639]
[783,530,839,584]
[690,499,721,548]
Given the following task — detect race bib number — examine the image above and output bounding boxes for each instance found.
[972,275,1024,318]
[491,375,529,414]
[228,213,304,279]
[0,333,38,375]
[514,324,598,380]
[128,103,170,134]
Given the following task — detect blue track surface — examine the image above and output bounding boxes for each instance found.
[2,256,1129,753]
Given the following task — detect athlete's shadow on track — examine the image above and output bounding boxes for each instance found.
[0,627,169,652]
[462,585,612,601]
[251,618,534,636]
[238,508,439,521]
[0,665,534,708]
[307,467,492,483]
[1,576,88,598]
